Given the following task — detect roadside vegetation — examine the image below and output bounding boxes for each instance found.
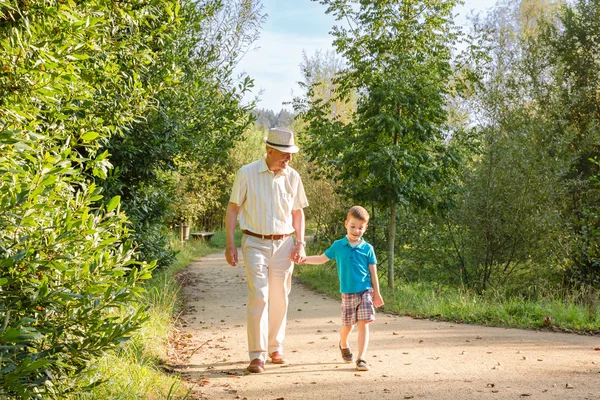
[66,239,215,400]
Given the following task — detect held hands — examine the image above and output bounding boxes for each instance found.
[291,242,306,264]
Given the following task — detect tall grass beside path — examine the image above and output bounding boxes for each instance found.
[69,238,220,400]
[295,246,600,334]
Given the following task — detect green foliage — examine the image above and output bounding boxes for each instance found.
[98,0,263,266]
[298,0,473,289]
[0,0,178,396]
[68,238,215,400]
[0,131,153,398]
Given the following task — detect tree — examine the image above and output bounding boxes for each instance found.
[298,0,466,289]
[98,0,264,265]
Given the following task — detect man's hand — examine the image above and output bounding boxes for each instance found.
[226,246,238,267]
[291,243,306,264]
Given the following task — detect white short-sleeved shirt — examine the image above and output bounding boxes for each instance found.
[229,158,309,235]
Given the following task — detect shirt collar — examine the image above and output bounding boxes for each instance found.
[259,157,289,176]
[342,236,365,248]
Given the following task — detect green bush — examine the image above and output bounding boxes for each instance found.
[0,0,178,397]
[0,134,153,397]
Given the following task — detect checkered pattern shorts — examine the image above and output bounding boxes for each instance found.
[341,288,375,326]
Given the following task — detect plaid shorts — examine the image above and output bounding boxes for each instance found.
[341,288,375,326]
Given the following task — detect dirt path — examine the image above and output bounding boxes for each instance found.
[171,252,600,400]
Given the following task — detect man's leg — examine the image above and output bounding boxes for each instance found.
[267,237,294,356]
[242,236,271,364]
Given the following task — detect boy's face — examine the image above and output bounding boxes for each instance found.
[345,215,368,242]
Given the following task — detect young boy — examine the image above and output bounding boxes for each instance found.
[300,206,384,371]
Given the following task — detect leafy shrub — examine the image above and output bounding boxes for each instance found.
[0,133,153,398]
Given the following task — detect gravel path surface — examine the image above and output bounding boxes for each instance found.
[171,252,600,400]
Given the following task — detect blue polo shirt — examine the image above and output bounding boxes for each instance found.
[324,237,377,294]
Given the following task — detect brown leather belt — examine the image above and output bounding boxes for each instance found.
[242,230,291,240]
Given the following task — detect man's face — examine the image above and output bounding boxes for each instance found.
[266,147,293,172]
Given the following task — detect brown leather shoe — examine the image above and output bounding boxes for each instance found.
[247,358,265,373]
[269,351,286,364]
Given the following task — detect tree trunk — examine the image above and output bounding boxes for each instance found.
[388,202,397,291]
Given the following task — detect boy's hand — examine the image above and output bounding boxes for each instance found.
[373,293,384,308]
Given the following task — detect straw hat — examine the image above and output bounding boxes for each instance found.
[264,127,299,153]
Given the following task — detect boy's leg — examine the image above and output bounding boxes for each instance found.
[339,325,353,348]
[356,321,370,360]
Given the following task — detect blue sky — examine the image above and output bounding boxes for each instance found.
[235,0,498,112]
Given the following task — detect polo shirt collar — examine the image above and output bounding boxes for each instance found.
[342,236,366,248]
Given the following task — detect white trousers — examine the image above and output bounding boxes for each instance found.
[242,235,294,362]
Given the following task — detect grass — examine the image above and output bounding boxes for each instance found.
[295,246,600,333]
[69,237,220,400]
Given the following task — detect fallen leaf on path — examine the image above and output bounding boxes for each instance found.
[404,396,414,399]
[403,352,409,354]
[419,340,424,343]
[297,309,303,311]
[520,393,532,397]
[594,347,600,351]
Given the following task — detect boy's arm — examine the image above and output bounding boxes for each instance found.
[301,254,330,265]
[369,264,384,308]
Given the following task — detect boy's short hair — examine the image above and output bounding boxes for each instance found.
[348,205,369,222]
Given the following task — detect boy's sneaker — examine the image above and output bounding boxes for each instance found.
[339,342,353,363]
[356,358,370,371]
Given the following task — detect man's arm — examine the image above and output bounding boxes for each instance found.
[291,208,306,263]
[225,202,240,267]
[369,263,384,308]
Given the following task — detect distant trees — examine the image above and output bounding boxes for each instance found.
[253,108,294,129]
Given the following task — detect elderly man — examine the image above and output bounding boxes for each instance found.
[225,127,309,373]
